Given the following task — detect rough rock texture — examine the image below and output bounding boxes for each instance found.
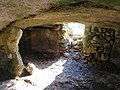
[19,25,67,56]
[30,27,59,53]
[1,55,120,90]
[13,1,120,30]
[111,30,120,58]
[0,30,10,80]
[6,28,24,76]
[44,59,120,90]
[0,27,24,80]
[0,0,120,80]
[57,23,84,60]
[0,0,61,30]
[58,24,69,54]
[83,25,116,61]
[0,0,119,30]
[110,29,120,67]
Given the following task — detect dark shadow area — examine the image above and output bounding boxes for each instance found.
[19,28,60,69]
[0,68,14,82]
[21,51,59,69]
[44,58,120,90]
[83,54,120,74]
[94,60,120,74]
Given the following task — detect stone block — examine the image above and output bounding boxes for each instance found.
[110,40,114,45]
[90,40,96,44]
[103,49,111,54]
[106,36,111,41]
[103,43,110,48]
[59,43,68,48]
[96,52,101,60]
[93,36,99,41]
[60,47,68,51]
[105,32,111,36]
[59,38,67,44]
[101,54,109,61]
[73,45,80,50]
[71,41,78,46]
[98,48,104,53]
[98,28,103,33]
[63,52,70,58]
[73,54,81,60]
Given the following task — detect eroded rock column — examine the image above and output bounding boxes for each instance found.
[6,27,24,76]
[0,27,24,80]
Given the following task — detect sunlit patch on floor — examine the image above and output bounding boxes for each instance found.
[0,57,67,90]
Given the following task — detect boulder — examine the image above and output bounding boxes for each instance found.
[63,52,70,58]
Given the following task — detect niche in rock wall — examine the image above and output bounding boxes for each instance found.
[19,26,60,58]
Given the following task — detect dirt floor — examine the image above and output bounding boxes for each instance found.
[0,49,120,90]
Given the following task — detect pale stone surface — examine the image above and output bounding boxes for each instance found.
[63,53,70,58]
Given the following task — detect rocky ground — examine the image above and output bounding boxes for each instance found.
[0,48,120,90]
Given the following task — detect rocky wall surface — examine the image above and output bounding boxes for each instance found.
[58,24,69,55]
[0,30,10,80]
[6,28,25,76]
[31,28,59,52]
[110,29,120,62]
[0,27,25,80]
[58,24,83,59]
[83,25,115,61]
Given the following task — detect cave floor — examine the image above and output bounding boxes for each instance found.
[0,50,120,90]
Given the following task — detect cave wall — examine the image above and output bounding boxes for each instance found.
[111,30,120,60]
[31,28,59,53]
[0,30,9,79]
[83,25,120,61]
[0,27,24,80]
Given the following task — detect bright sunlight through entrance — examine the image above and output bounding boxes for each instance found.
[68,22,85,36]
